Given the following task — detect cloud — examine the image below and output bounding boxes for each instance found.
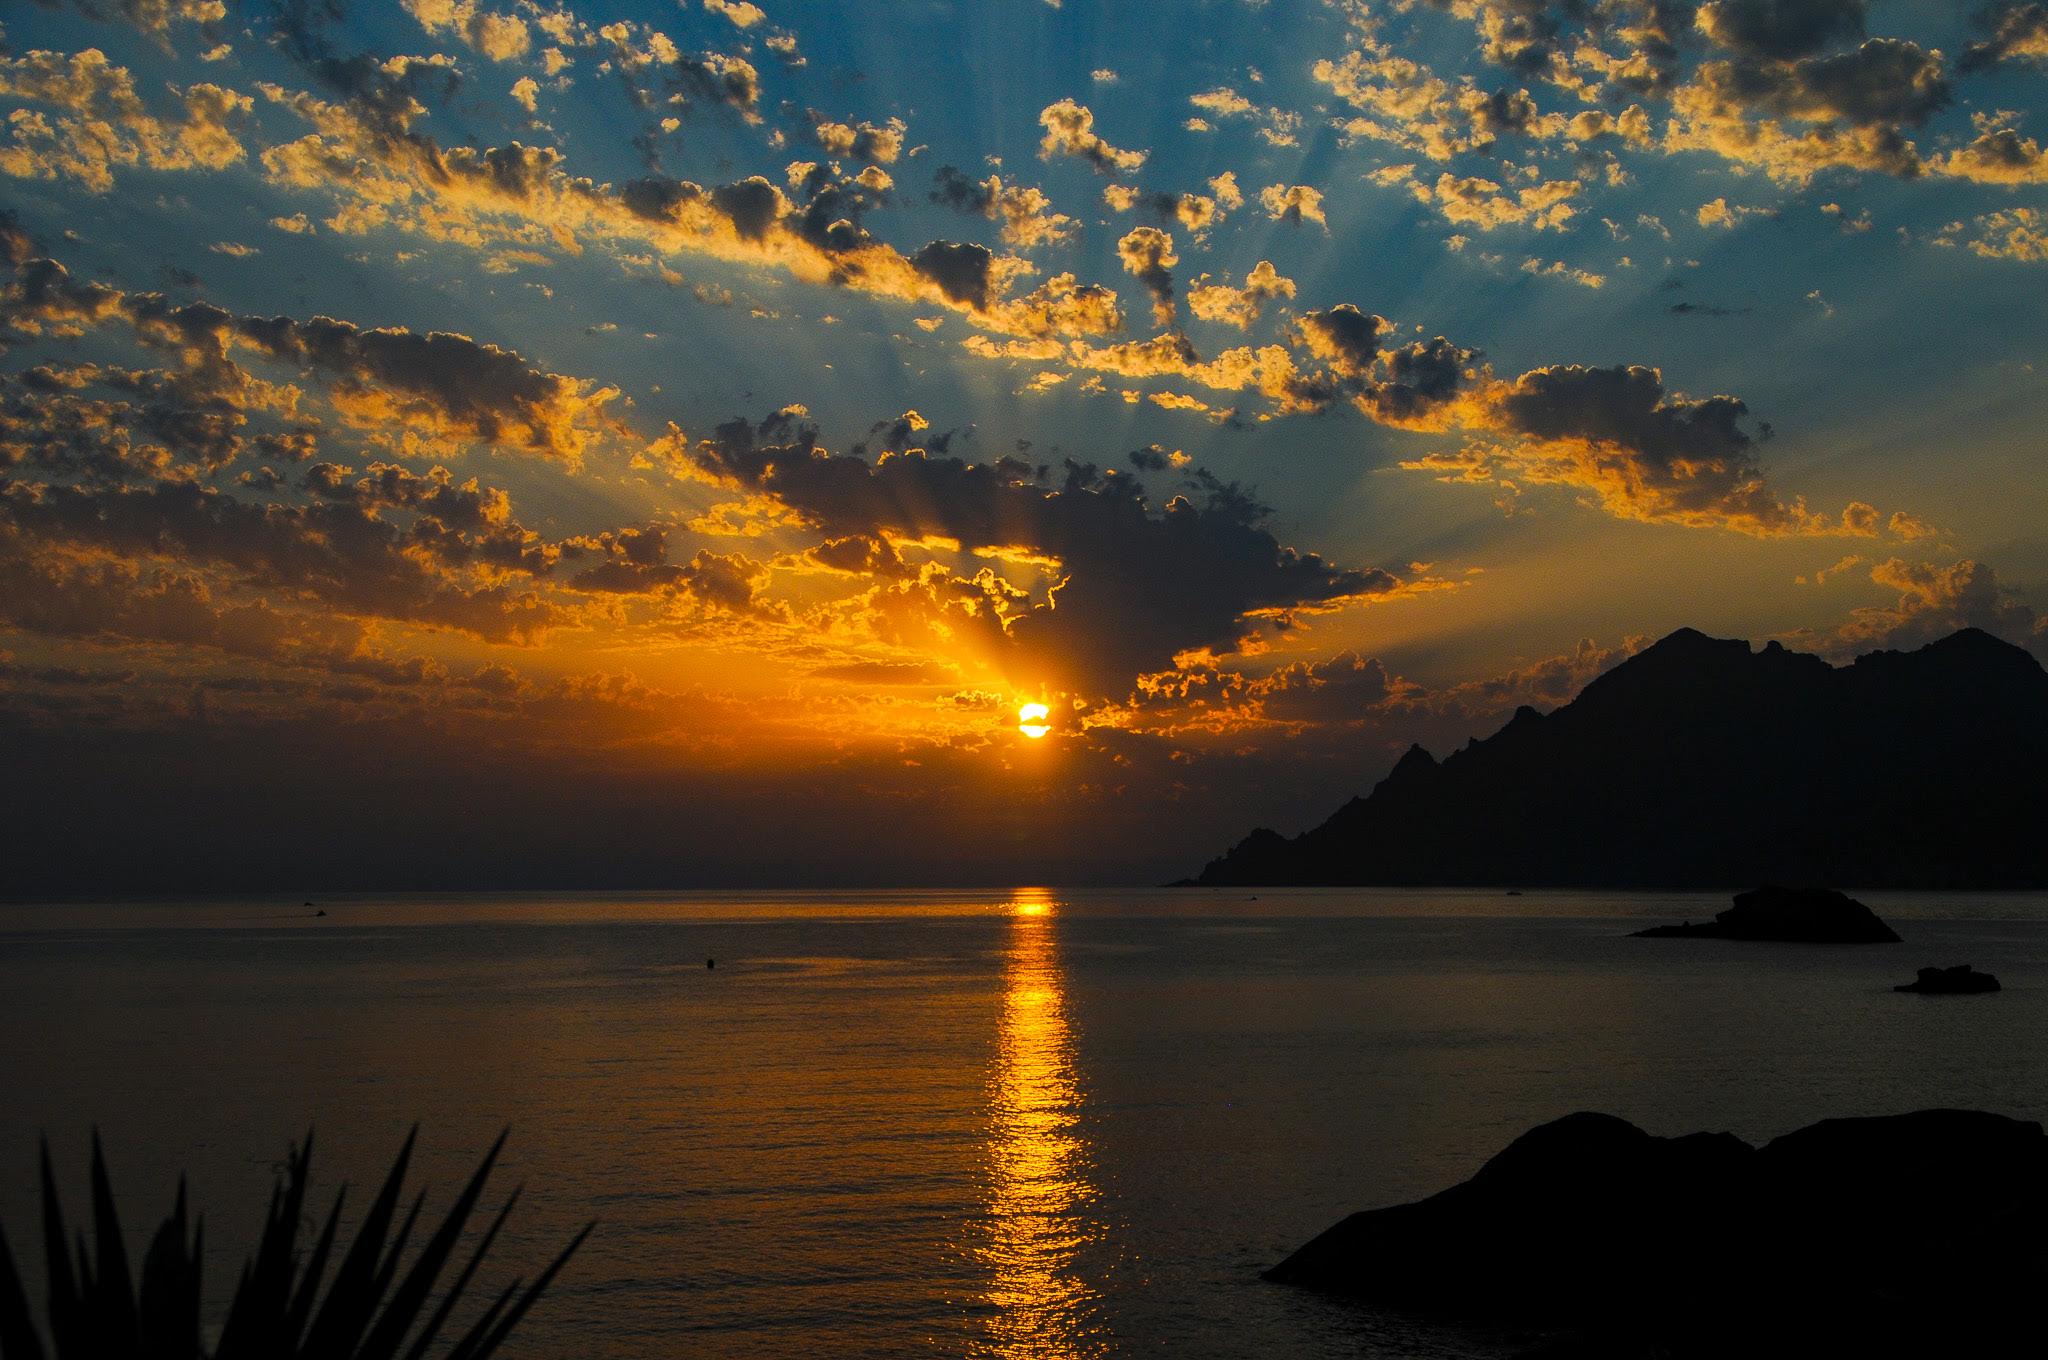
[1666,39,1951,182]
[3,255,621,461]
[1037,99,1146,173]
[593,21,763,122]
[401,0,531,62]
[1405,363,1900,536]
[1521,257,1605,288]
[36,1,228,51]
[1956,206,2048,261]
[704,0,768,31]
[1697,196,1771,228]
[1260,182,1327,227]
[807,114,907,164]
[1695,0,1867,60]
[1294,304,1390,380]
[0,48,251,192]
[689,414,1403,692]
[1116,226,1178,326]
[1188,261,1296,329]
[930,166,1076,248]
[1960,2,2048,73]
[1936,117,2048,185]
[1103,181,1238,240]
[1124,632,1645,739]
[1413,172,1577,231]
[1830,558,2044,656]
[0,477,559,642]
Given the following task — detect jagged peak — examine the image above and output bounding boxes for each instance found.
[1923,627,2040,664]
[1390,742,1437,775]
[1639,626,1748,657]
[1852,627,2045,677]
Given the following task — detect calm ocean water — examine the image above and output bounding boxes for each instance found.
[3,888,2046,1357]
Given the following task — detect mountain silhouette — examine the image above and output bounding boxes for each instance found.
[1190,628,2048,888]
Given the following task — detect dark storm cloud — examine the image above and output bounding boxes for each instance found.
[564,523,685,593]
[1288,309,1478,423]
[1423,0,1572,77]
[0,549,356,662]
[0,366,247,480]
[0,212,34,268]
[708,176,783,241]
[693,415,1401,691]
[264,0,460,146]
[1707,39,1952,127]
[807,533,911,577]
[1293,305,1390,380]
[786,161,891,254]
[1116,227,1177,327]
[910,241,995,311]
[929,165,996,216]
[1250,651,1397,723]
[1493,364,1755,467]
[592,19,762,121]
[0,477,557,640]
[673,53,762,120]
[562,526,780,615]
[2,257,615,459]
[1369,338,1482,423]
[302,461,511,534]
[1593,0,1692,96]
[42,0,229,48]
[1961,3,2048,73]
[1470,87,1547,139]
[1426,362,1839,533]
[1696,0,1867,59]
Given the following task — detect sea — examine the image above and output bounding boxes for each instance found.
[3,887,2046,1357]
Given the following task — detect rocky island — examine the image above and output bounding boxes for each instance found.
[1630,885,1902,943]
[1896,964,2001,994]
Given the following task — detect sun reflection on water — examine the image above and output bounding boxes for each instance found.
[974,888,1106,1357]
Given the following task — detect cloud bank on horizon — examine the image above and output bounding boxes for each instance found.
[1,0,2044,883]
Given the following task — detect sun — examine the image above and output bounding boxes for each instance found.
[1017,702,1052,739]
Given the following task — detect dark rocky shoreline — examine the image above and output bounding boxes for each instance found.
[1267,1109,2048,1354]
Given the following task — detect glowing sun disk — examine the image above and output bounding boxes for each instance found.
[1018,701,1052,739]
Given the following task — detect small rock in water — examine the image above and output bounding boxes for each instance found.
[1896,964,2000,994]
[706,957,715,970]
[1631,885,1901,943]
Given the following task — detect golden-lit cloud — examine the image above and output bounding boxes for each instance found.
[0,48,250,192]
[1036,98,1146,173]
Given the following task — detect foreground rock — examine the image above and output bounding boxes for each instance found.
[1268,1109,2048,1352]
[1631,885,1901,942]
[1897,964,2001,994]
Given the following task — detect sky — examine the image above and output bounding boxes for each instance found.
[2,0,2046,891]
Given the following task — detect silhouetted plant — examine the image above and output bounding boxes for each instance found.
[0,1129,590,1359]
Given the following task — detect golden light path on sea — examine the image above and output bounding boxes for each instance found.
[975,888,1105,1357]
